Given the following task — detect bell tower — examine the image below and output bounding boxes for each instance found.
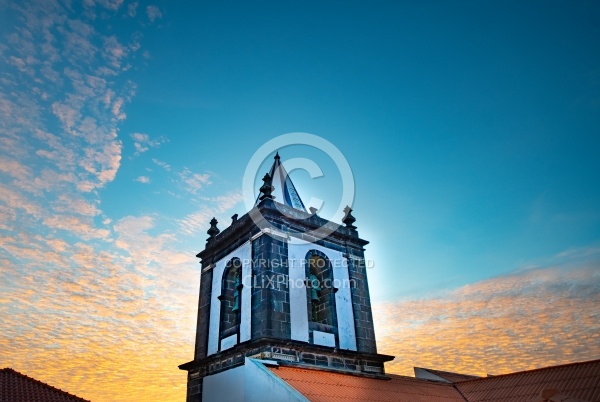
[179,153,393,402]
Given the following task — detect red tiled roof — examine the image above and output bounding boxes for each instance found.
[268,366,466,402]
[268,359,600,402]
[454,359,600,402]
[0,368,89,402]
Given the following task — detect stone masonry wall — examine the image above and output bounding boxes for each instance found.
[251,232,291,339]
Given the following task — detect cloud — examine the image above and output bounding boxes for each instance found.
[33,129,77,172]
[94,0,125,11]
[146,6,162,23]
[373,261,600,377]
[78,135,123,190]
[135,175,150,184]
[53,194,101,216]
[103,35,128,72]
[1,210,201,402]
[152,158,171,171]
[128,2,138,17]
[0,157,31,181]
[111,97,126,120]
[42,214,110,240]
[178,167,211,194]
[0,3,194,400]
[0,1,136,196]
[130,132,167,156]
[51,102,81,134]
[0,183,42,217]
[177,192,243,235]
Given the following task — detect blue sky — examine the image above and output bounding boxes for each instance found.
[1,1,599,401]
[116,0,600,298]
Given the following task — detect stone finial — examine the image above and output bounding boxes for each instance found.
[259,173,275,201]
[231,214,238,224]
[342,206,357,229]
[274,151,280,160]
[207,217,220,242]
[309,207,318,215]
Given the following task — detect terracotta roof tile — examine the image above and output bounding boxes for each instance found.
[267,360,600,402]
[0,368,89,402]
[455,359,600,402]
[268,366,466,402]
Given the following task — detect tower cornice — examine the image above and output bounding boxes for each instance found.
[179,336,394,373]
[197,201,369,266]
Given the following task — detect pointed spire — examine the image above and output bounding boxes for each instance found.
[207,217,220,242]
[254,152,307,211]
[259,173,274,200]
[342,206,357,230]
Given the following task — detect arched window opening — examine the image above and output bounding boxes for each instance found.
[219,258,242,342]
[306,254,336,327]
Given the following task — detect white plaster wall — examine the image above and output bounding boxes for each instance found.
[414,367,450,383]
[287,239,357,351]
[287,242,309,343]
[331,251,358,351]
[245,359,309,402]
[207,241,252,356]
[313,330,335,347]
[202,359,308,402]
[240,252,252,343]
[220,334,237,351]
[202,365,245,402]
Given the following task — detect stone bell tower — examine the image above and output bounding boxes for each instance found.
[179,153,393,402]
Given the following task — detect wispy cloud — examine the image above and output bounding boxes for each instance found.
[146,5,162,23]
[0,1,195,401]
[177,192,243,235]
[373,259,600,377]
[131,132,167,156]
[135,175,151,184]
[0,212,198,401]
[178,167,211,194]
[152,158,172,171]
[128,2,138,17]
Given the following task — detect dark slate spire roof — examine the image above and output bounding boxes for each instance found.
[256,152,306,212]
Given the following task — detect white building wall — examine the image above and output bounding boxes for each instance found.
[244,359,309,402]
[313,330,335,347]
[239,252,252,342]
[414,367,450,383]
[203,365,245,402]
[220,334,237,351]
[287,242,309,343]
[202,359,308,402]
[287,239,357,351]
[330,250,358,351]
[207,241,252,356]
